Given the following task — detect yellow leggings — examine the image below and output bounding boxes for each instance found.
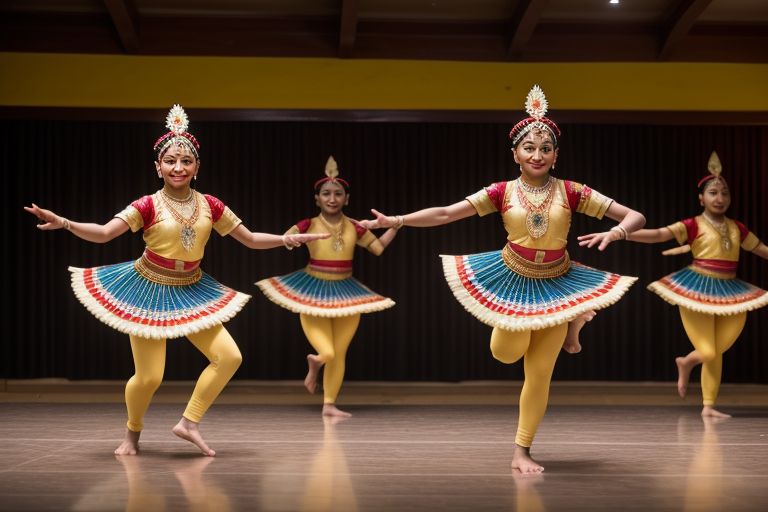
[679,307,746,406]
[300,314,361,405]
[490,323,568,448]
[125,324,242,432]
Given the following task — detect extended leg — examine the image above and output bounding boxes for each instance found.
[173,325,243,456]
[116,335,167,455]
[322,315,361,417]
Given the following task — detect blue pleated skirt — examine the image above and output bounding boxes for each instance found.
[441,250,637,331]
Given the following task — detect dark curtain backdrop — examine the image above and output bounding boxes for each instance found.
[2,120,766,382]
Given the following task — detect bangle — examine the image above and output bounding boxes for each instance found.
[610,225,627,240]
[393,215,405,230]
[61,217,71,231]
[282,234,294,250]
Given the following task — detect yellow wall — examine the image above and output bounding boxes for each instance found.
[1,52,766,111]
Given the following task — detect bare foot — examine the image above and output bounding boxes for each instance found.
[511,444,544,474]
[172,417,216,456]
[114,429,141,455]
[322,404,352,418]
[676,356,694,398]
[304,354,324,394]
[562,310,596,354]
[702,406,731,419]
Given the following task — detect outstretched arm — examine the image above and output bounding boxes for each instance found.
[24,203,129,243]
[625,227,676,244]
[752,242,768,260]
[228,224,329,250]
[577,201,646,251]
[359,200,477,230]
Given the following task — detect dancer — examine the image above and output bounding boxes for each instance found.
[360,85,645,472]
[617,151,768,418]
[25,105,326,456]
[256,156,398,418]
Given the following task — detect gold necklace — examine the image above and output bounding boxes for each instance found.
[318,214,345,251]
[516,177,555,239]
[702,212,731,251]
[160,189,200,251]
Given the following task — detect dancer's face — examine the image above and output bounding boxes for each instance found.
[700,180,730,216]
[512,130,558,183]
[315,181,348,216]
[155,145,199,191]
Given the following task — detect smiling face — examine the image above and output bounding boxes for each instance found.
[155,144,199,192]
[315,181,348,216]
[512,129,558,184]
[699,179,731,217]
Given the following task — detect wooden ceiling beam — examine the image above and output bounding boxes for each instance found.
[102,0,140,53]
[507,0,548,59]
[659,0,713,59]
[339,0,360,58]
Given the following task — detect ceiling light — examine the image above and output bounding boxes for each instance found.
[610,0,619,4]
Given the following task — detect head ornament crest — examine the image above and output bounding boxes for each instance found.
[508,85,561,146]
[697,151,727,190]
[153,104,200,158]
[314,155,350,191]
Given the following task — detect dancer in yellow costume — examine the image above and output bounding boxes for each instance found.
[257,157,399,417]
[619,152,768,418]
[25,105,325,456]
[361,86,646,473]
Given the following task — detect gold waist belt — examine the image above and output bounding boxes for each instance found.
[135,254,203,286]
[501,244,570,279]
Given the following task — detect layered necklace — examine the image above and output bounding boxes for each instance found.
[702,212,731,251]
[160,189,200,252]
[516,176,555,239]
[318,214,345,252]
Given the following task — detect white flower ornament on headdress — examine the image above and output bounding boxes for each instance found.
[525,85,548,121]
[166,104,189,136]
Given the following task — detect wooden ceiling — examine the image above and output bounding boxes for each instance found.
[1,0,767,62]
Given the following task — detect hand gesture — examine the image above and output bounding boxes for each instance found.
[24,203,67,231]
[577,229,622,251]
[358,209,396,230]
[283,232,330,249]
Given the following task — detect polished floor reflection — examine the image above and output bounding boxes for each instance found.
[1,404,767,511]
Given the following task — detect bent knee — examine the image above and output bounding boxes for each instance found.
[131,374,163,391]
[698,350,717,363]
[491,348,519,365]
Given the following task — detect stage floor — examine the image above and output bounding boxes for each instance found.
[1,396,767,511]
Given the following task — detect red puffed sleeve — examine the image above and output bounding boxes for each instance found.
[681,218,699,243]
[130,195,155,230]
[203,194,225,223]
[295,218,312,234]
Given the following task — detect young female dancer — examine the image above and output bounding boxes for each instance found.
[257,157,399,418]
[616,151,768,418]
[361,86,645,472]
[25,105,325,456]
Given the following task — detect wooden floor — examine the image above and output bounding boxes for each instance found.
[1,382,768,511]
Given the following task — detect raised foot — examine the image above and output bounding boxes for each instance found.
[172,418,216,457]
[676,356,692,398]
[114,429,141,455]
[511,445,544,474]
[702,406,731,419]
[304,354,324,395]
[562,310,597,354]
[322,404,352,418]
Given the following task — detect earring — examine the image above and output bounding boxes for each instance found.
[551,163,555,170]
[194,175,197,181]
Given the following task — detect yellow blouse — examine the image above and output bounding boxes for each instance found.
[285,215,377,261]
[115,190,241,262]
[466,178,613,250]
[667,216,760,261]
